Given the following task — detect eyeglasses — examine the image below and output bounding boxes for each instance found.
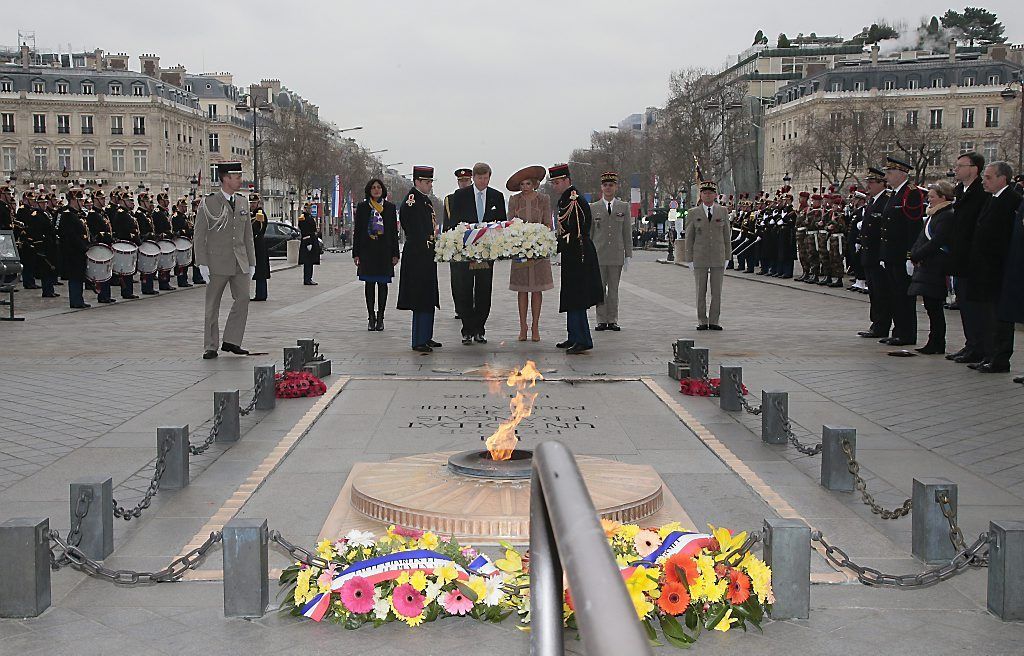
[954,163,976,169]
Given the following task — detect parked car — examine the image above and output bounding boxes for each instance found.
[264,221,300,257]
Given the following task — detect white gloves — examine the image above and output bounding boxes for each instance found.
[724,261,730,268]
[248,265,256,277]
[306,244,312,251]
[198,265,210,280]
[879,261,886,269]
[623,256,631,273]
[855,244,861,252]
[905,260,914,276]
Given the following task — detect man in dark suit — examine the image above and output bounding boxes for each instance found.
[965,161,1022,373]
[878,157,926,346]
[945,151,989,363]
[442,168,473,320]
[857,168,893,338]
[448,162,506,344]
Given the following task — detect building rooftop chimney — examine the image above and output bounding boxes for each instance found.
[948,40,957,63]
[870,44,879,66]
[20,43,30,69]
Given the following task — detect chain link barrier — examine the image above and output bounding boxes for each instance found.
[774,396,822,456]
[112,434,174,521]
[50,488,93,569]
[938,491,987,567]
[269,529,331,569]
[727,370,762,415]
[311,340,324,362]
[719,529,763,568]
[841,439,912,519]
[48,529,222,584]
[812,529,990,588]
[189,397,229,456]
[239,372,268,417]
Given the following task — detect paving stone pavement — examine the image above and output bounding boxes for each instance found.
[1,250,1023,654]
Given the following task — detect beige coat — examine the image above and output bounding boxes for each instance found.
[194,192,256,275]
[589,197,633,266]
[683,203,732,267]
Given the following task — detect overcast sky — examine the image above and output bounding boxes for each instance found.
[15,1,1024,195]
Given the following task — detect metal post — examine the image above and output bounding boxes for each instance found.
[820,426,856,492]
[987,520,1024,621]
[159,425,190,490]
[719,365,742,411]
[296,338,315,363]
[283,346,305,372]
[254,365,276,411]
[223,518,269,618]
[688,347,709,380]
[530,468,563,655]
[763,517,810,620]
[215,390,240,443]
[761,391,787,444]
[69,478,113,560]
[0,517,50,618]
[912,478,957,564]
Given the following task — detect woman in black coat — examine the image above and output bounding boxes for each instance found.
[908,182,955,354]
[297,204,322,285]
[353,179,399,331]
[250,194,271,301]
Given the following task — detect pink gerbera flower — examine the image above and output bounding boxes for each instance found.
[440,589,474,616]
[391,582,425,619]
[339,576,374,614]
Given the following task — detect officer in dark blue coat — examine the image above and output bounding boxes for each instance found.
[878,157,926,346]
[396,166,442,352]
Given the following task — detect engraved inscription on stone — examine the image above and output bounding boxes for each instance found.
[405,393,597,435]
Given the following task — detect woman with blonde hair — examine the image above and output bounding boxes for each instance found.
[506,166,553,341]
[908,180,956,354]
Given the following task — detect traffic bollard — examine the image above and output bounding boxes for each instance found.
[159,425,190,490]
[223,518,269,618]
[304,360,331,378]
[912,478,957,564]
[69,478,113,560]
[719,365,742,411]
[254,365,276,411]
[214,390,240,443]
[0,517,50,617]
[763,517,810,619]
[988,520,1024,621]
[761,391,788,444]
[688,347,709,381]
[820,426,856,492]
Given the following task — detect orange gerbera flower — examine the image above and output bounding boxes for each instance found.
[664,553,699,586]
[657,582,691,616]
[726,569,751,605]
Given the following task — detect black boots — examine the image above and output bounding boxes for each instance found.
[369,311,385,331]
[375,311,385,331]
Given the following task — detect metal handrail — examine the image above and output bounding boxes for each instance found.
[530,440,653,656]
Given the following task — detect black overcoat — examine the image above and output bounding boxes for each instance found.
[353,200,399,279]
[251,209,271,280]
[908,205,953,299]
[555,186,603,312]
[965,188,1023,302]
[57,208,89,280]
[396,188,440,311]
[297,212,322,265]
[997,196,1024,323]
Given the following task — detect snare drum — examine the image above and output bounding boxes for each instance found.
[112,241,138,276]
[172,237,193,268]
[137,241,161,275]
[156,239,177,273]
[85,244,114,283]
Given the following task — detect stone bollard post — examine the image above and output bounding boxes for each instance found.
[214,390,240,443]
[0,517,51,617]
[254,365,276,411]
[761,391,788,444]
[283,346,305,372]
[820,426,856,492]
[763,518,810,619]
[688,347,709,381]
[304,360,331,378]
[912,478,957,564]
[159,425,190,490]
[719,365,742,411]
[69,478,113,560]
[669,339,694,380]
[223,518,269,618]
[988,520,1024,621]
[296,338,315,363]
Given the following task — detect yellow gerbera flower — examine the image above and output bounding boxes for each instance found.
[396,572,410,586]
[409,570,428,592]
[405,612,425,627]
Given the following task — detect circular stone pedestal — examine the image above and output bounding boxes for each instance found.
[349,451,663,542]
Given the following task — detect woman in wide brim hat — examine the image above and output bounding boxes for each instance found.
[506,165,554,342]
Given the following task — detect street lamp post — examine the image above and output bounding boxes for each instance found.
[235,95,275,194]
[1000,75,1024,172]
[703,94,744,193]
[288,186,296,226]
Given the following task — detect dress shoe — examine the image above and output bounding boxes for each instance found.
[42,292,60,298]
[474,334,487,344]
[98,298,116,304]
[202,350,218,359]
[696,324,709,330]
[886,338,916,347]
[556,340,574,349]
[878,337,895,345]
[427,340,442,348]
[1013,375,1024,384]
[858,331,886,338]
[195,279,207,285]
[412,344,433,353]
[945,348,967,360]
[368,316,377,331]
[252,297,267,302]
[141,290,159,295]
[709,324,723,331]
[462,336,473,345]
[23,284,40,289]
[159,286,175,291]
[53,281,63,286]
[566,344,592,355]
[829,280,844,288]
[121,294,139,300]
[954,352,984,364]
[303,281,318,286]
[967,361,987,370]
[595,323,609,331]
[915,344,945,355]
[178,282,193,288]
[70,303,91,309]
[977,362,1010,373]
[608,323,621,331]
[221,342,250,355]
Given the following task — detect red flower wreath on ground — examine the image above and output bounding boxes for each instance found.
[274,371,327,399]
[679,377,748,397]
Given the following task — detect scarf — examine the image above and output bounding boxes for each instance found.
[368,198,385,238]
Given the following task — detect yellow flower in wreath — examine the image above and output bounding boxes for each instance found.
[418,532,440,550]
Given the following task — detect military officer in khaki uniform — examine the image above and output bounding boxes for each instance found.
[194,161,256,359]
[683,179,732,330]
[589,172,632,331]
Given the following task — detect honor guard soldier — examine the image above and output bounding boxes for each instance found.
[858,167,893,338]
[589,171,632,331]
[109,187,140,299]
[173,196,204,285]
[16,188,38,289]
[194,161,256,359]
[0,178,14,231]
[396,166,442,352]
[776,191,796,278]
[86,182,116,303]
[684,179,732,330]
[134,185,161,293]
[442,167,473,319]
[153,185,177,290]
[878,157,926,346]
[297,202,322,285]
[250,188,270,301]
[822,192,847,287]
[23,186,59,297]
[794,191,811,280]
[57,184,92,308]
[549,163,603,353]
[846,189,869,293]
